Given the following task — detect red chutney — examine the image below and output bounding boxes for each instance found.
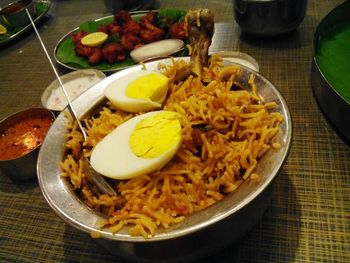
[0,114,53,160]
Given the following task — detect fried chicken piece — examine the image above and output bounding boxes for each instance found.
[140,23,165,43]
[109,24,122,35]
[88,48,103,65]
[74,43,92,57]
[170,22,186,39]
[102,42,127,63]
[121,33,142,51]
[121,21,142,36]
[140,11,156,27]
[98,24,110,34]
[185,9,214,79]
[114,10,132,26]
[72,31,89,45]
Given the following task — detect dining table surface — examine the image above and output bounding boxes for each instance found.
[0,0,349,262]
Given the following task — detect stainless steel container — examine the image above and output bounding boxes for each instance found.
[37,58,292,262]
[0,0,35,28]
[0,108,55,181]
[233,0,308,36]
[41,69,106,113]
[104,0,143,12]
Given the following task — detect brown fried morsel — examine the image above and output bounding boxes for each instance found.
[102,42,127,63]
[114,10,132,26]
[121,33,142,51]
[74,43,92,57]
[109,24,122,35]
[88,48,103,65]
[121,21,142,36]
[140,11,156,27]
[140,23,164,43]
[72,31,89,45]
[98,24,110,35]
[170,22,186,39]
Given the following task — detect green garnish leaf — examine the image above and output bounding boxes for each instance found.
[105,33,121,44]
[79,18,113,32]
[158,9,187,22]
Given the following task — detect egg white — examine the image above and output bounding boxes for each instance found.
[90,111,182,180]
[104,70,168,113]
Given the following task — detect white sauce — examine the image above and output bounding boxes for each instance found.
[46,74,103,111]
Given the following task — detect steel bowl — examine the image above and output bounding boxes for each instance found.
[0,0,35,28]
[311,1,350,142]
[233,0,308,36]
[0,108,55,181]
[37,58,292,262]
[104,0,143,12]
[41,69,106,113]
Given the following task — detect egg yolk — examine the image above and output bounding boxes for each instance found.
[125,73,169,102]
[129,111,181,158]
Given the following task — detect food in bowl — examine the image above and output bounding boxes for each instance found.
[70,9,186,66]
[90,110,183,180]
[41,69,106,112]
[0,110,53,160]
[39,10,290,250]
[0,108,54,181]
[60,54,284,238]
[0,23,7,34]
[104,70,169,113]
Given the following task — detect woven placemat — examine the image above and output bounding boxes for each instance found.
[0,0,349,262]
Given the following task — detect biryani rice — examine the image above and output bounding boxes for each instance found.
[60,54,283,238]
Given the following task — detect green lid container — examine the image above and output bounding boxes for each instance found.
[312,0,350,141]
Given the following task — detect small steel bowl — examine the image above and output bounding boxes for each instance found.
[37,58,292,262]
[311,1,350,141]
[0,108,55,181]
[41,69,106,113]
[0,0,35,28]
[233,0,308,36]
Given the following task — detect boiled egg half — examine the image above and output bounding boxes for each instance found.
[104,70,169,113]
[90,111,182,180]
